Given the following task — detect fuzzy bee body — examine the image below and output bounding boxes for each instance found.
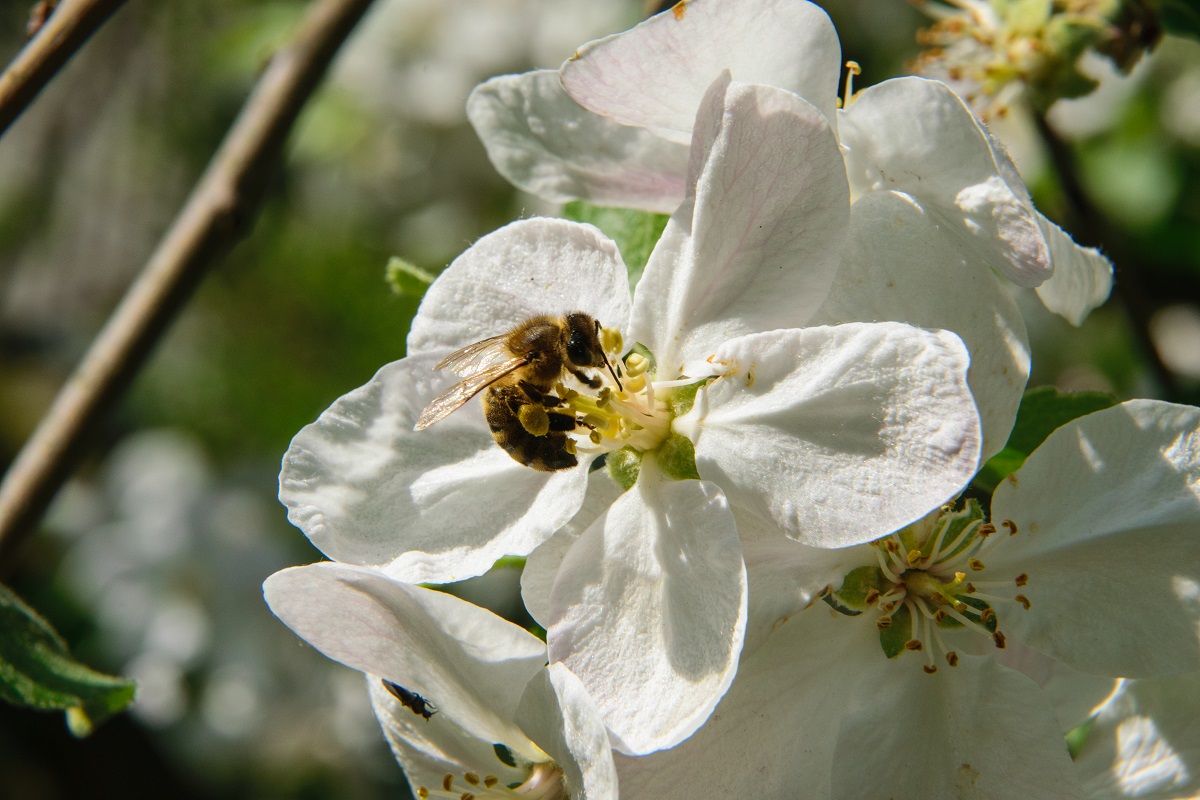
[415,312,618,472]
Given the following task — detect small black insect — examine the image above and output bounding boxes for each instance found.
[382,680,438,721]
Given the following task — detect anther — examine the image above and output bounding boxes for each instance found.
[905,639,924,652]
[465,773,480,786]
[1015,594,1031,610]
[885,539,901,553]
[462,793,475,800]
[964,583,977,593]
[906,549,922,567]
[864,588,881,605]
[444,775,455,792]
[992,631,1007,649]
[979,522,997,537]
[980,608,995,624]
[923,664,938,674]
[946,651,959,667]
[968,557,985,571]
[484,777,498,788]
[1002,520,1018,535]
[877,616,893,630]
[1015,573,1028,587]
[418,789,430,800]
[933,609,948,622]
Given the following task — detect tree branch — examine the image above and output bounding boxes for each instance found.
[0,0,377,566]
[0,0,129,138]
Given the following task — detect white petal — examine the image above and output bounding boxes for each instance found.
[515,665,619,800]
[991,401,1200,676]
[831,657,1084,800]
[407,218,633,357]
[994,641,1118,733]
[547,463,747,755]
[561,0,841,142]
[265,563,545,758]
[370,679,534,796]
[629,81,848,373]
[677,325,981,548]
[615,606,877,800]
[279,354,589,583]
[813,190,1030,462]
[521,470,625,629]
[1079,675,1200,800]
[1034,212,1114,325]
[467,71,689,214]
[839,77,1050,287]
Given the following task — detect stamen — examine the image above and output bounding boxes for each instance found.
[842,60,862,108]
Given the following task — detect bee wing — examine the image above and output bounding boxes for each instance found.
[434,335,512,376]
[414,356,526,431]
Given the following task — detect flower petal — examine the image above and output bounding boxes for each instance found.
[521,470,626,629]
[515,664,619,800]
[1034,212,1114,325]
[407,217,633,357]
[994,641,1118,733]
[279,354,589,583]
[1078,675,1200,800]
[831,657,1084,800]
[630,80,848,373]
[547,463,747,755]
[561,0,841,142]
[839,77,1050,287]
[991,401,1200,677]
[677,324,981,548]
[264,563,546,757]
[813,190,1030,462]
[467,71,689,214]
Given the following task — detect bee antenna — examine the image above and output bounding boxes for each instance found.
[595,319,623,391]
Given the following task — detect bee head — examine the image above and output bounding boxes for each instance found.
[564,313,604,368]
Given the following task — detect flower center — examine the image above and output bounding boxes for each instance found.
[416,749,567,800]
[557,333,702,485]
[823,499,1031,674]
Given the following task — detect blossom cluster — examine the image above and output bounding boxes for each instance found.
[263,1,1200,798]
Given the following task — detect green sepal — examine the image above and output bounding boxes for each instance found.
[878,603,913,659]
[823,566,888,616]
[384,256,436,298]
[606,446,641,491]
[974,386,1116,493]
[561,201,669,287]
[494,743,519,768]
[0,584,135,737]
[925,498,988,562]
[664,380,703,418]
[656,433,701,482]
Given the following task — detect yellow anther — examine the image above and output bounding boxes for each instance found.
[484,777,498,788]
[600,326,624,355]
[589,430,602,445]
[444,775,455,792]
[564,439,577,455]
[877,616,893,630]
[418,789,429,800]
[464,773,480,786]
[885,539,901,553]
[625,353,648,376]
[906,549,922,567]
[626,374,646,392]
[596,387,612,408]
[979,522,997,537]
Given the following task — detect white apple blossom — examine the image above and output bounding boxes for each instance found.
[467,0,1112,324]
[264,562,615,800]
[279,78,983,755]
[1076,673,1200,800]
[611,399,1200,799]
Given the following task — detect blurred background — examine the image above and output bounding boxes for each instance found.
[0,0,1196,797]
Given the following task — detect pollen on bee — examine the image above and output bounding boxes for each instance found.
[518,405,550,436]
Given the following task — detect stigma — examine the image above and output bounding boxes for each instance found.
[823,499,1032,673]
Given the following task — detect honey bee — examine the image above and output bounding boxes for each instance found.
[415,312,621,471]
[382,680,437,721]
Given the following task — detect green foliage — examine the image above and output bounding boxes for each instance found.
[1161,0,1200,40]
[0,584,135,737]
[973,386,1117,493]
[562,201,669,286]
[385,256,437,298]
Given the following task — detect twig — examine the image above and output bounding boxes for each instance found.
[0,0,129,138]
[1031,110,1181,399]
[0,0,377,566]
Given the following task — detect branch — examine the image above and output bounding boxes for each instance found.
[0,0,378,566]
[0,0,129,138]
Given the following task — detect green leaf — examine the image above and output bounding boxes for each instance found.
[973,386,1116,493]
[1161,0,1200,40]
[562,201,669,286]
[0,583,135,736]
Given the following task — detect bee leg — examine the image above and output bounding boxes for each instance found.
[546,412,576,432]
[570,368,602,390]
[517,380,566,408]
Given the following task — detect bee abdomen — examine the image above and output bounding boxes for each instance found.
[485,385,578,472]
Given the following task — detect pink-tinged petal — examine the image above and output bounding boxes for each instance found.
[677,324,981,548]
[813,190,1029,462]
[515,665,619,800]
[467,71,688,214]
[991,401,1200,677]
[630,81,848,373]
[561,0,841,142]
[832,657,1084,800]
[547,463,746,755]
[408,218,633,357]
[994,642,1118,733]
[839,77,1051,287]
[279,354,590,583]
[1035,212,1114,325]
[265,563,546,759]
[1079,675,1200,800]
